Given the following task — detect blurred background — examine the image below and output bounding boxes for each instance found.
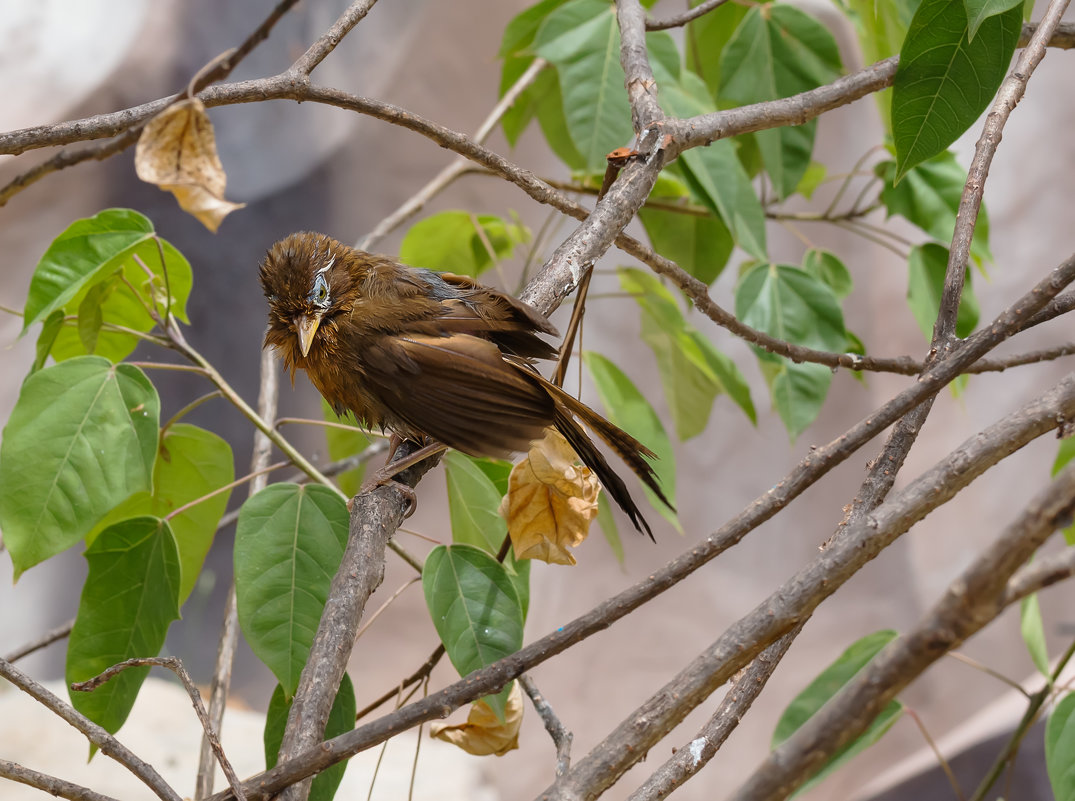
[1,1,1074,799]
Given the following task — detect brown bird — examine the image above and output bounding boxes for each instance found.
[259,232,672,538]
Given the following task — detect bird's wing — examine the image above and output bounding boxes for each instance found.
[362,333,554,457]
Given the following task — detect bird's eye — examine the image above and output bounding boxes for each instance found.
[309,274,330,307]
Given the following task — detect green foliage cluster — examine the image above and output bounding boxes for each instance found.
[1,0,1069,795]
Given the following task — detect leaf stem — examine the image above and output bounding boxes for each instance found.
[163,460,288,522]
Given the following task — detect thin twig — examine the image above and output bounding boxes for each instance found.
[646,0,732,31]
[729,460,1075,801]
[289,0,382,77]
[196,342,280,799]
[359,55,547,251]
[1003,547,1075,604]
[967,637,1075,801]
[0,760,121,801]
[72,657,247,801]
[354,645,446,722]
[627,627,800,801]
[519,675,573,777]
[0,658,182,801]
[904,709,966,801]
[3,618,74,663]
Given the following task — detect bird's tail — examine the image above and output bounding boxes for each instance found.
[541,380,674,540]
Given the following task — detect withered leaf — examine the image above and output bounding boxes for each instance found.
[135,97,245,232]
[499,429,599,566]
[430,681,522,756]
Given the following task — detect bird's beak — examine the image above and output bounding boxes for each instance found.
[295,313,322,357]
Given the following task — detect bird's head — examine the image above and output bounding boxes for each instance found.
[259,232,357,361]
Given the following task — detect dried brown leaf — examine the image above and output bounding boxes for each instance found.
[430,682,523,756]
[499,429,599,566]
[135,97,245,232]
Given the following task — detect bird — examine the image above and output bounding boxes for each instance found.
[258,231,672,538]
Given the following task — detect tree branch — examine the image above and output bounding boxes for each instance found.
[934,0,1070,347]
[539,371,1075,801]
[0,658,182,801]
[206,252,1075,801]
[195,343,280,799]
[0,760,121,801]
[520,674,573,778]
[728,460,1075,801]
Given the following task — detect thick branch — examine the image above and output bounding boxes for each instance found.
[540,371,1075,801]
[195,344,280,799]
[617,0,665,132]
[729,460,1075,801]
[0,760,120,801]
[207,253,1075,801]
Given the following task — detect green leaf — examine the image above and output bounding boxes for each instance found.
[235,484,349,698]
[718,6,842,198]
[640,175,733,284]
[685,0,751,101]
[422,545,525,719]
[399,211,528,278]
[534,0,633,174]
[475,457,514,497]
[503,550,531,622]
[735,264,848,440]
[619,267,754,439]
[1020,592,1050,676]
[49,237,193,364]
[0,357,159,577]
[583,351,679,529]
[795,162,827,200]
[91,424,233,604]
[76,278,109,354]
[443,451,509,554]
[844,0,918,127]
[892,0,1020,178]
[32,309,64,372]
[1052,438,1075,545]
[656,72,768,260]
[23,208,154,331]
[906,243,979,341]
[66,517,181,735]
[154,425,233,603]
[773,630,904,793]
[265,675,355,801]
[1048,692,1075,801]
[498,0,571,147]
[802,250,853,300]
[964,0,1021,39]
[320,399,370,498]
[595,492,625,565]
[878,151,992,264]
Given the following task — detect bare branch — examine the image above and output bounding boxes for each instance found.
[0,658,182,801]
[541,372,1075,801]
[72,657,246,801]
[617,0,665,132]
[1003,546,1075,605]
[360,56,548,251]
[0,130,138,207]
[0,759,121,801]
[3,618,73,663]
[646,0,732,31]
[728,460,1075,801]
[195,343,280,799]
[627,627,800,801]
[206,253,1075,801]
[934,0,1071,347]
[289,0,381,77]
[520,675,573,778]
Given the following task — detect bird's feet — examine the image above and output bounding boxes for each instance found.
[355,467,418,518]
